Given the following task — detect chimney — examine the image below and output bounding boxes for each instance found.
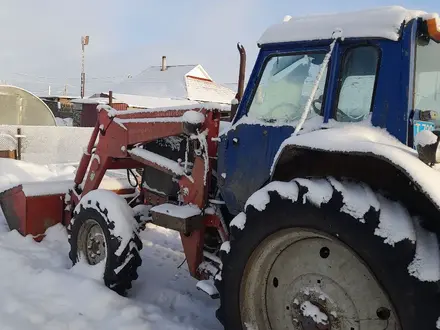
[161,56,167,71]
[108,90,113,107]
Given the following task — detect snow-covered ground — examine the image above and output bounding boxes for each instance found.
[0,116,222,324]
[0,210,221,330]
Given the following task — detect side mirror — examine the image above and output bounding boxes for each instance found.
[415,129,440,166]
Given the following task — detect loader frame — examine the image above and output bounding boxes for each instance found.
[65,105,227,278]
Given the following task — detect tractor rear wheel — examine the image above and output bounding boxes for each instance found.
[216,178,440,330]
[68,190,142,296]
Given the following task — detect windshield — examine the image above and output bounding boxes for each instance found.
[247,53,327,123]
[415,36,440,127]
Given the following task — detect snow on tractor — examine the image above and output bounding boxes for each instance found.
[4,5,440,330]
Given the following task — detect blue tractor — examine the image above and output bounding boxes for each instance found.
[214,5,440,330]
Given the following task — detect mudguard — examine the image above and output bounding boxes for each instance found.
[270,125,440,215]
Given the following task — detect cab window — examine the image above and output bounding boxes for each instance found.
[415,36,440,127]
[247,53,328,123]
[335,46,379,122]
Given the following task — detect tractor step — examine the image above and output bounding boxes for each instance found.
[196,279,219,299]
[150,203,203,233]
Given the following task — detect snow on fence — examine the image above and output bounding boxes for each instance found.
[0,125,94,165]
[0,132,17,151]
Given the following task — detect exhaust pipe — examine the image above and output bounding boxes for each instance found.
[161,56,167,71]
[230,43,246,121]
[236,43,246,102]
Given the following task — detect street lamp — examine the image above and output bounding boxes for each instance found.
[81,35,89,98]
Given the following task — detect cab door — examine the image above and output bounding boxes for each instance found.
[217,47,331,215]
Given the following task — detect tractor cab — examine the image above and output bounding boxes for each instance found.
[217,6,440,215]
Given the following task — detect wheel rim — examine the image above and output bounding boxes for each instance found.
[77,219,107,265]
[240,228,400,330]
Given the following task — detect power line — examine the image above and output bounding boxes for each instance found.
[11,72,128,81]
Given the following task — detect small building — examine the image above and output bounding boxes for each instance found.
[70,97,128,127]
[39,95,79,119]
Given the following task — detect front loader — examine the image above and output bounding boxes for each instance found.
[3,5,440,330]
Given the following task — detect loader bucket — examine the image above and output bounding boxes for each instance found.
[0,182,137,242]
[0,184,65,242]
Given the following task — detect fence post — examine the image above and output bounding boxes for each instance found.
[16,127,21,160]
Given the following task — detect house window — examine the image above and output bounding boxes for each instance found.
[335,46,379,122]
[247,53,328,123]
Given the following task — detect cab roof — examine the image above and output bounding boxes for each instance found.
[258,6,435,46]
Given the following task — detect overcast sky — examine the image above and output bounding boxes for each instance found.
[1,0,438,96]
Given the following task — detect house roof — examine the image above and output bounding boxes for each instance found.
[71,98,109,104]
[222,82,239,92]
[111,93,199,108]
[186,77,235,104]
[72,93,200,109]
[39,95,80,100]
[114,65,199,99]
[111,63,235,104]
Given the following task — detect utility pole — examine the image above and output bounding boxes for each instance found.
[81,35,89,98]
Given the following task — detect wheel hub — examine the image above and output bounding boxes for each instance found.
[288,285,338,330]
[78,219,107,265]
[297,301,330,330]
[240,229,400,329]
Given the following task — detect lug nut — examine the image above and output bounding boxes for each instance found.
[376,307,391,320]
[320,247,330,259]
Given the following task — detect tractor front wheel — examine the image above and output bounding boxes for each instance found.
[216,178,440,329]
[68,190,142,296]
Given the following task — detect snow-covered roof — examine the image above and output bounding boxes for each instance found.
[71,98,109,105]
[113,65,202,99]
[39,95,80,100]
[111,63,235,105]
[72,93,201,109]
[258,6,430,45]
[222,82,239,92]
[112,93,199,109]
[186,77,235,104]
